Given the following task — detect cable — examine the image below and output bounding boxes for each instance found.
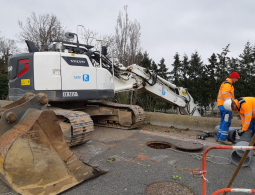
[178,90,198,116]
[90,50,158,86]
[167,148,231,165]
[130,69,158,86]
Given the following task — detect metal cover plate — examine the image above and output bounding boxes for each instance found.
[145,181,195,195]
[175,141,204,151]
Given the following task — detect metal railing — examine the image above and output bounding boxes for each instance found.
[192,145,255,195]
[212,188,255,195]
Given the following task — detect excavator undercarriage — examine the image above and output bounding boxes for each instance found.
[0,93,105,195]
[48,100,146,147]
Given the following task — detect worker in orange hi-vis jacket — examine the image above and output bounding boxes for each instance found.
[216,72,240,145]
[224,97,255,137]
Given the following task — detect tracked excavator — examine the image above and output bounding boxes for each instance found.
[0,31,201,194]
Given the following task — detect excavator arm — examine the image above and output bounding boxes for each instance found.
[112,64,201,116]
[87,47,200,116]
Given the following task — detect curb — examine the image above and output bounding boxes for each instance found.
[145,112,241,132]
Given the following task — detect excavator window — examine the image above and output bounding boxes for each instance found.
[64,46,87,54]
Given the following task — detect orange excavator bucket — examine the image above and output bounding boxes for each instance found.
[0,93,103,195]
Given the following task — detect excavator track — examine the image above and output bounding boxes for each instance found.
[86,101,146,129]
[52,109,94,147]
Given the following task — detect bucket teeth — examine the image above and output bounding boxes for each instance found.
[0,93,104,195]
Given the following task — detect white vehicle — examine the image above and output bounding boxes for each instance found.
[8,32,200,145]
[2,31,201,195]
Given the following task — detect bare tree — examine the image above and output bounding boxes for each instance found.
[17,12,67,50]
[115,5,129,65]
[0,32,19,63]
[78,27,115,56]
[128,20,141,64]
[78,28,98,46]
[114,5,142,66]
[0,33,20,100]
[77,5,142,65]
[113,6,143,105]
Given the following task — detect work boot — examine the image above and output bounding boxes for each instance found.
[219,140,232,145]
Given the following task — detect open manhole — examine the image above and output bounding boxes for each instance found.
[146,141,173,149]
[145,181,195,195]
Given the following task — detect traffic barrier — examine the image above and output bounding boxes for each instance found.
[192,145,255,195]
[212,188,255,195]
[145,112,241,132]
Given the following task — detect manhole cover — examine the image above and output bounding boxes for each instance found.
[145,181,195,195]
[175,141,204,151]
[146,141,173,149]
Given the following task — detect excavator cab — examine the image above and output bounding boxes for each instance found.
[8,37,114,102]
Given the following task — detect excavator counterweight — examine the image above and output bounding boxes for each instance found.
[0,93,104,195]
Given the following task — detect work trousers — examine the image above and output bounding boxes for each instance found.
[216,105,232,141]
[248,119,255,136]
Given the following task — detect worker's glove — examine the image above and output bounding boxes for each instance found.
[238,129,244,136]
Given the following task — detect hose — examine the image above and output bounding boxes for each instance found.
[167,148,231,165]
[90,51,158,86]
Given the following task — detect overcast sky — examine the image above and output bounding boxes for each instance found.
[1,0,255,70]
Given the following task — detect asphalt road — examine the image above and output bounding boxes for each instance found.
[1,126,255,195]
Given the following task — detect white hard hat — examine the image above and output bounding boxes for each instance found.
[223,99,232,111]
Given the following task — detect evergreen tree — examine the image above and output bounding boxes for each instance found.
[187,51,204,105]
[236,41,255,97]
[157,58,169,80]
[204,53,218,110]
[249,44,255,97]
[215,44,230,83]
[239,41,253,75]
[251,43,255,63]
[151,60,157,71]
[188,51,204,79]
[199,66,210,109]
[139,51,152,69]
[228,57,239,73]
[170,53,182,85]
[180,54,189,87]
[207,53,217,81]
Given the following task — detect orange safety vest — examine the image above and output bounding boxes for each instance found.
[217,78,235,106]
[234,97,255,131]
